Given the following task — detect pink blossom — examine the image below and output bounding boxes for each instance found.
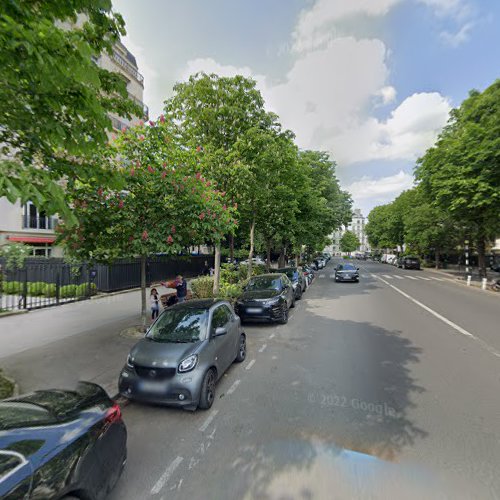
[196,146,202,152]
[205,181,211,187]
[161,171,167,178]
[171,225,176,234]
[142,230,148,240]
[138,135,145,142]
[196,172,201,180]
[221,191,226,196]
[223,204,227,210]
[148,165,154,174]
[136,160,141,167]
[159,115,165,123]
[97,188,103,197]
[130,168,135,176]
[167,235,174,244]
[199,212,205,220]
[149,120,155,127]
[118,200,124,209]
[139,120,144,126]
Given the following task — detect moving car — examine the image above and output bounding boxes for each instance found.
[397,256,421,269]
[0,382,126,500]
[235,273,295,324]
[119,299,246,411]
[334,263,360,282]
[274,267,306,299]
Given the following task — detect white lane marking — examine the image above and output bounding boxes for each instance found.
[199,409,219,432]
[269,333,275,339]
[259,344,267,353]
[319,274,325,278]
[361,274,370,278]
[376,276,500,359]
[404,275,418,280]
[330,274,336,278]
[430,277,444,281]
[245,359,256,370]
[151,456,184,495]
[226,379,241,396]
[417,277,432,281]
[394,275,404,280]
[382,275,394,279]
[370,274,377,279]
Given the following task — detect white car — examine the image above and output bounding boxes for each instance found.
[240,257,265,266]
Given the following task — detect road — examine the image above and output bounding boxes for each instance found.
[108,259,500,500]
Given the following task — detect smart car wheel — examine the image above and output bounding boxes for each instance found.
[235,334,246,363]
[199,368,216,410]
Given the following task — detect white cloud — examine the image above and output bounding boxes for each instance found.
[345,170,414,205]
[376,86,397,105]
[439,21,474,47]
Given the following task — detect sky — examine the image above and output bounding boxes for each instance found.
[114,0,500,216]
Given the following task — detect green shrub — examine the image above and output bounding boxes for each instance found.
[89,283,97,295]
[42,283,57,297]
[60,284,77,298]
[237,263,266,281]
[190,276,214,298]
[27,282,46,296]
[220,263,240,284]
[2,281,23,294]
[218,282,243,301]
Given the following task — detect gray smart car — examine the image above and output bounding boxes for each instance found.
[118,299,246,411]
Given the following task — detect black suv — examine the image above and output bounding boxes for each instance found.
[397,256,421,270]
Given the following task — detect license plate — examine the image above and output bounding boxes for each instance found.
[246,307,263,314]
[139,381,167,393]
[344,275,351,279]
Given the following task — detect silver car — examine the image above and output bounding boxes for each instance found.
[118,299,246,411]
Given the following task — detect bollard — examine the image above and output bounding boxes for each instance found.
[467,275,472,286]
[482,278,487,290]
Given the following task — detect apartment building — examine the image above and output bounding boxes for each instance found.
[325,209,371,255]
[0,40,147,257]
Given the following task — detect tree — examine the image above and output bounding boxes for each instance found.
[59,118,236,328]
[416,80,500,277]
[340,231,360,254]
[0,0,140,221]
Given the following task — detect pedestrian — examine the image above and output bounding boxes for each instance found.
[175,275,188,303]
[150,288,160,320]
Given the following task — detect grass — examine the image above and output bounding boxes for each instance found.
[0,370,14,399]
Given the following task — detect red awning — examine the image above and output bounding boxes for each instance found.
[7,236,56,244]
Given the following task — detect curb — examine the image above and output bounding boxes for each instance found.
[0,309,29,319]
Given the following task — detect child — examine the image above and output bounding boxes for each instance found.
[150,288,160,320]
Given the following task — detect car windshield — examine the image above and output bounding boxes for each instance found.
[277,269,298,281]
[146,308,208,343]
[246,276,282,291]
[338,264,356,271]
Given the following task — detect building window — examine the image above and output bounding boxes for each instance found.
[30,243,52,258]
[23,203,55,230]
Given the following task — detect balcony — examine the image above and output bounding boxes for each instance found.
[110,116,130,132]
[111,51,144,85]
[22,215,58,231]
[128,94,149,120]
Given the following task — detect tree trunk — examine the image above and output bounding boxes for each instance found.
[278,247,286,268]
[435,248,440,269]
[247,217,256,279]
[213,244,221,295]
[266,240,272,272]
[230,234,234,262]
[140,255,147,331]
[477,236,487,278]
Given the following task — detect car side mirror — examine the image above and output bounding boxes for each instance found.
[214,326,227,337]
[356,267,360,271]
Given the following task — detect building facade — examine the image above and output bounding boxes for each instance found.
[0,40,147,257]
[325,208,370,255]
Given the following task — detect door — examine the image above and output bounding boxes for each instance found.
[210,305,235,374]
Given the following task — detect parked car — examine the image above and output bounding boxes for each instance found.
[334,263,360,282]
[240,256,265,266]
[119,299,246,411]
[274,267,306,299]
[0,382,126,500]
[313,258,325,269]
[397,256,421,270]
[322,252,332,262]
[301,265,315,287]
[235,273,295,325]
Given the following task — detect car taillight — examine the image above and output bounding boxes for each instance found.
[105,403,122,424]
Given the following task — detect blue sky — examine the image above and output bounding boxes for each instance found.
[114,0,500,215]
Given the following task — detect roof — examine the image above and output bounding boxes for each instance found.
[171,298,225,310]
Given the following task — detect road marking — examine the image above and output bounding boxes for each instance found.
[151,456,184,495]
[430,277,444,281]
[382,275,394,279]
[361,274,370,278]
[404,275,418,280]
[226,379,241,396]
[394,275,404,280]
[319,274,325,278]
[330,274,336,278]
[376,276,500,359]
[417,277,432,281]
[245,359,256,370]
[269,333,275,339]
[199,409,219,432]
[259,343,267,353]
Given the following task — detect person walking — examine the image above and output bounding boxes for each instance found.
[150,288,160,320]
[175,275,188,303]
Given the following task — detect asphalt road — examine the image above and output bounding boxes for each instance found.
[109,259,500,500]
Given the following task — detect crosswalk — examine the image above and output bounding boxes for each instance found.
[367,273,446,282]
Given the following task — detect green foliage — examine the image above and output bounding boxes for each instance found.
[42,283,57,298]
[340,231,360,253]
[190,276,215,299]
[0,370,14,399]
[220,264,240,285]
[218,282,243,301]
[0,243,32,271]
[2,281,23,294]
[27,282,46,296]
[60,285,77,298]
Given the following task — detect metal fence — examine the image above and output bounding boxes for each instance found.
[0,255,213,313]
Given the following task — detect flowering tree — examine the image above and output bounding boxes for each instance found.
[59,117,236,327]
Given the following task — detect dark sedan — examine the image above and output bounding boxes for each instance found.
[0,382,126,500]
[274,267,306,299]
[397,256,421,270]
[334,263,360,282]
[235,273,295,324]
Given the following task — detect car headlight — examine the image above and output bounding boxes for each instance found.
[178,354,198,373]
[262,297,280,306]
[126,354,134,369]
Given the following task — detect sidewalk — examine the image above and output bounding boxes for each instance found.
[423,266,500,290]
[0,283,178,398]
